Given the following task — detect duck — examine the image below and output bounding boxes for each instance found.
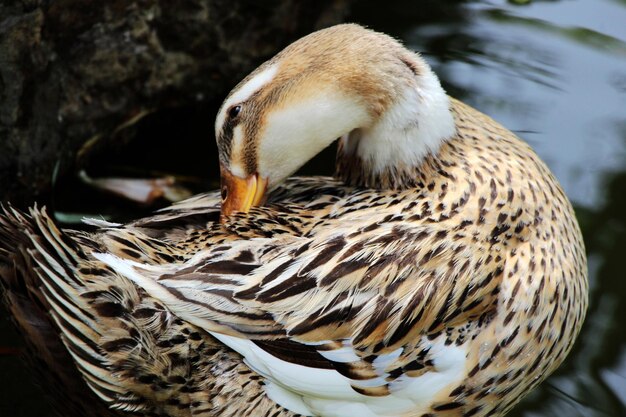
[0,24,588,417]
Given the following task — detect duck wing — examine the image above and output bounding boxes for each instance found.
[97,207,506,415]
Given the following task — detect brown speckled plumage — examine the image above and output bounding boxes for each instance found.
[0,24,586,417]
[0,207,298,417]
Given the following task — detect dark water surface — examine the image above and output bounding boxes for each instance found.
[2,0,626,416]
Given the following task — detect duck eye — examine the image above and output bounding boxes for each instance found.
[228,105,242,119]
[221,185,228,200]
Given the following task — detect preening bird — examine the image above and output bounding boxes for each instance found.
[0,24,587,417]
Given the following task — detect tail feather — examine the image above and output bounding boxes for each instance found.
[5,207,148,412]
[0,205,124,417]
[0,205,255,417]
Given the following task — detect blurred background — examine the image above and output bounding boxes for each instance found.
[1,0,625,416]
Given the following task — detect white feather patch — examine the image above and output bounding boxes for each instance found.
[389,338,467,406]
[210,333,364,401]
[82,218,123,228]
[264,382,315,416]
[229,125,246,177]
[212,332,468,417]
[351,64,455,174]
[372,347,403,373]
[257,88,370,188]
[215,65,278,135]
[317,345,361,363]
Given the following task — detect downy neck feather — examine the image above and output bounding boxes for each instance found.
[336,63,456,189]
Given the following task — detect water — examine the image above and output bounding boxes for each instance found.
[1,0,626,416]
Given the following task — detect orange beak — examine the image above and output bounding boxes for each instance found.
[220,164,268,221]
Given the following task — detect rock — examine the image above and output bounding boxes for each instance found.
[0,0,349,205]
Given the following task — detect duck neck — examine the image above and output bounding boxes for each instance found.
[335,67,456,189]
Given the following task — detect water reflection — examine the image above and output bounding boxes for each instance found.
[2,0,626,416]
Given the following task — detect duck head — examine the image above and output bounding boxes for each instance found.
[215,24,456,219]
